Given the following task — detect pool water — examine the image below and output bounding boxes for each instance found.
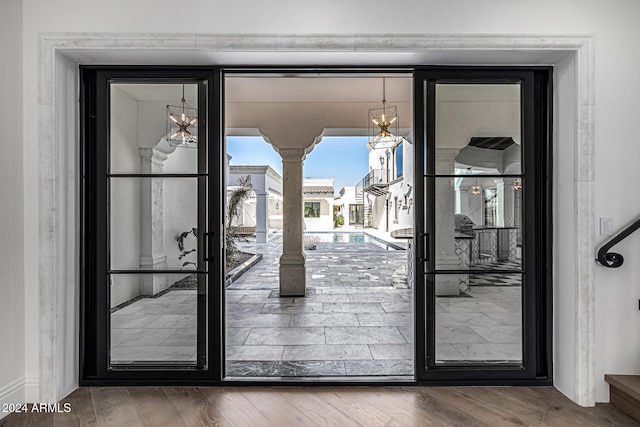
[304,232,405,250]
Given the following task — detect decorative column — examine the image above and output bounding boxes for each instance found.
[495,178,515,227]
[435,148,464,295]
[139,147,168,295]
[255,191,268,243]
[279,148,307,296]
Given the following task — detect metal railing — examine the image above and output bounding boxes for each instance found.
[596,217,640,268]
[362,169,390,189]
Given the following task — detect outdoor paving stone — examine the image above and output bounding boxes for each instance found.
[356,313,412,327]
[226,327,251,345]
[436,312,502,328]
[282,344,372,361]
[482,312,522,326]
[436,326,488,345]
[318,287,373,294]
[260,302,323,314]
[435,344,466,361]
[272,360,347,376]
[450,343,512,361]
[143,314,196,329]
[226,303,265,315]
[111,328,176,347]
[111,346,196,362]
[325,327,407,345]
[244,327,326,345]
[344,359,413,376]
[290,313,359,327]
[137,302,196,315]
[226,345,284,361]
[348,293,408,303]
[436,300,510,314]
[226,314,292,328]
[323,302,385,313]
[161,328,197,346]
[380,303,412,313]
[225,361,275,376]
[294,293,350,303]
[238,295,294,304]
[469,325,522,344]
[494,344,523,360]
[398,326,414,344]
[111,312,161,329]
[368,344,414,360]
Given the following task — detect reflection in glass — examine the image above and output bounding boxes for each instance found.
[433,177,523,273]
[110,273,201,365]
[435,273,522,364]
[110,83,199,174]
[109,178,199,274]
[435,83,521,176]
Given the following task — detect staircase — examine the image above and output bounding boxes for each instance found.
[605,375,640,422]
[355,180,365,229]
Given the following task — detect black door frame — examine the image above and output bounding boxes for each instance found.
[80,67,224,383]
[80,65,552,386]
[413,67,553,383]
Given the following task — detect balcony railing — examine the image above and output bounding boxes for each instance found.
[363,169,389,188]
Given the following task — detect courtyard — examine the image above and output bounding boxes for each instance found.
[111,234,522,377]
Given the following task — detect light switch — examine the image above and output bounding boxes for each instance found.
[600,217,613,236]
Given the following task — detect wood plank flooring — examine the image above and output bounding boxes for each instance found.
[1,386,639,426]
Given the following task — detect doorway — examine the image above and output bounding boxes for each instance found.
[79,66,551,384]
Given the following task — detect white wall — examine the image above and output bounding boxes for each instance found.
[303,197,334,231]
[14,0,640,405]
[162,148,198,272]
[0,0,24,417]
[110,87,143,307]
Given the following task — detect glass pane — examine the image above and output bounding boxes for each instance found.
[109,177,200,272]
[434,177,522,272]
[110,83,199,174]
[435,83,521,175]
[110,273,202,365]
[435,273,522,364]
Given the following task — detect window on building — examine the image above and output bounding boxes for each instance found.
[349,204,364,225]
[394,142,403,179]
[304,202,321,218]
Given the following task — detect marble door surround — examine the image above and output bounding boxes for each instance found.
[37,33,594,405]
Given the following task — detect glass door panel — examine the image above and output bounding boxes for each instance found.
[432,82,524,365]
[415,69,550,381]
[107,82,207,369]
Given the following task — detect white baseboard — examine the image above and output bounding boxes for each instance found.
[24,377,39,403]
[0,377,25,420]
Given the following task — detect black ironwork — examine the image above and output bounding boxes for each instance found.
[596,218,640,268]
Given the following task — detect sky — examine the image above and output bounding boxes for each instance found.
[227,136,370,193]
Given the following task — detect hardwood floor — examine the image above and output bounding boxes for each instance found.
[1,386,638,426]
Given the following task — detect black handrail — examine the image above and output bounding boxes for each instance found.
[596,218,640,268]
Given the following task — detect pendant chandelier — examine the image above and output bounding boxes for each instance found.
[471,180,482,195]
[467,168,482,195]
[368,77,399,147]
[512,178,523,190]
[166,85,198,148]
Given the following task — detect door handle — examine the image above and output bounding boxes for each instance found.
[202,232,210,261]
[424,232,429,262]
[416,231,429,263]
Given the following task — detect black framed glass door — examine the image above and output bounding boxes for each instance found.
[80,65,551,386]
[81,67,223,382]
[413,68,552,382]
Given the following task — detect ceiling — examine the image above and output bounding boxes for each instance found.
[114,75,413,104]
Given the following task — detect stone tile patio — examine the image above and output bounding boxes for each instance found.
[110,234,522,377]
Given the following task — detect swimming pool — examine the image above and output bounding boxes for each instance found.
[274,231,405,250]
